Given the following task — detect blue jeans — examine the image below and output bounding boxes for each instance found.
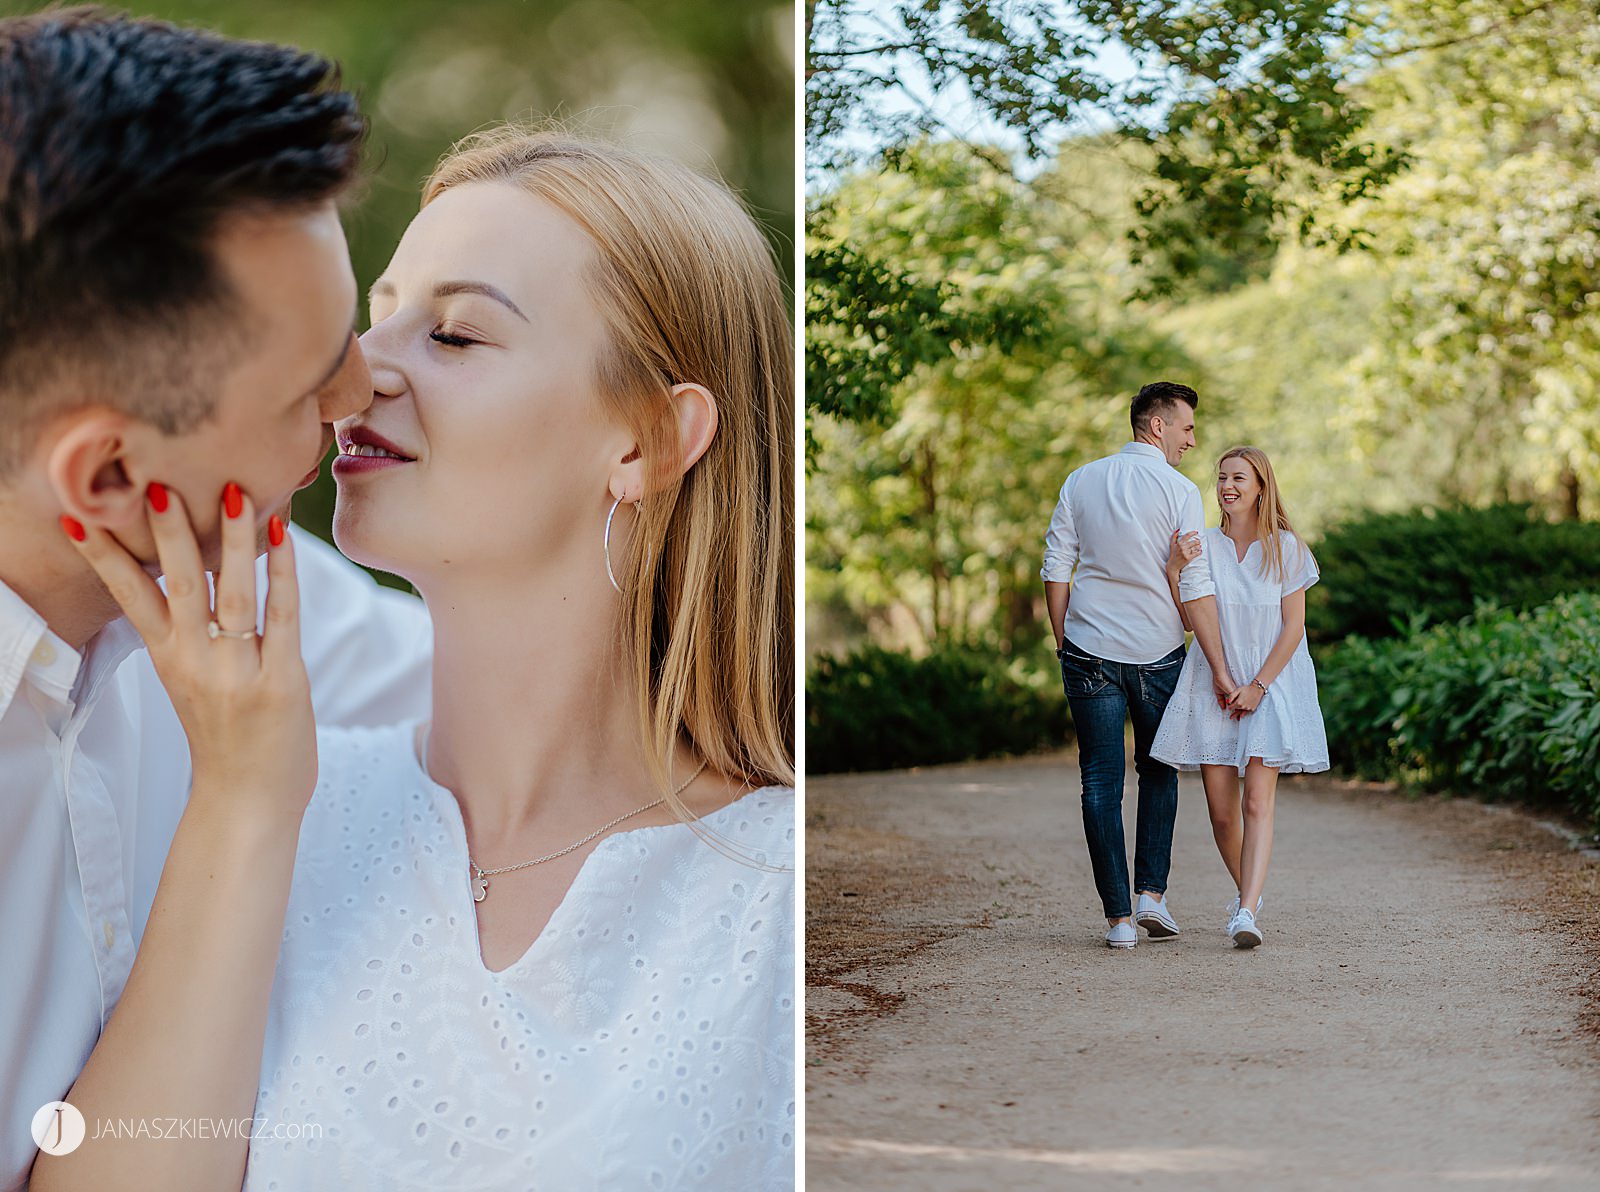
[1058,636,1185,920]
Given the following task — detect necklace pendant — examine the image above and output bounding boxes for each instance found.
[473,871,488,903]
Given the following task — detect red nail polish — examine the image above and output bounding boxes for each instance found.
[268,515,285,547]
[146,482,168,513]
[60,515,86,542]
[223,482,242,519]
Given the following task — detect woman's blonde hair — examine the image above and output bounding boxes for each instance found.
[422,127,794,829]
[1216,445,1310,585]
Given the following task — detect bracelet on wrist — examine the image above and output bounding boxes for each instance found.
[1252,678,1268,694]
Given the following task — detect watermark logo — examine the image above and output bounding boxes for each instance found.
[31,1102,86,1156]
[29,1105,321,1151]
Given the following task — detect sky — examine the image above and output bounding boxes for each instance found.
[819,3,1154,176]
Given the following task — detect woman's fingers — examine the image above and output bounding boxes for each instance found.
[145,483,209,634]
[260,516,302,674]
[212,482,259,639]
[61,515,171,644]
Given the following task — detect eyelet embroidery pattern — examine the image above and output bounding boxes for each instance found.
[1151,528,1330,776]
[246,722,796,1191]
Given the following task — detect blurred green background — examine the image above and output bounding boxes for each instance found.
[3,0,795,585]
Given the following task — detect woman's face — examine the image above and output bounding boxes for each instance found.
[1216,455,1262,517]
[338,182,632,587]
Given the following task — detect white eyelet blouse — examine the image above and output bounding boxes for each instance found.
[243,721,796,1191]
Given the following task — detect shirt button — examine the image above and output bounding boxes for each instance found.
[103,921,115,949]
[31,639,56,667]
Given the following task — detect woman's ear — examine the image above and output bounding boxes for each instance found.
[607,443,646,505]
[607,384,718,504]
[669,383,718,477]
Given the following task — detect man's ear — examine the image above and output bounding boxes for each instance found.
[43,410,147,531]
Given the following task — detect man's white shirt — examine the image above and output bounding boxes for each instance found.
[0,525,432,1191]
[1041,441,1215,665]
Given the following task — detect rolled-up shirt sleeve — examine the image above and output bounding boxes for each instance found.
[1040,476,1079,583]
[1175,485,1215,601]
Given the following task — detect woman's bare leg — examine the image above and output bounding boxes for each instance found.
[1201,763,1243,888]
[1237,758,1280,913]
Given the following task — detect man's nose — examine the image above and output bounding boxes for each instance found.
[320,330,373,423]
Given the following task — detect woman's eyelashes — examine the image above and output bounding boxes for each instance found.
[429,326,480,349]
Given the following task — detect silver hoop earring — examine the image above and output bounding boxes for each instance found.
[604,497,628,594]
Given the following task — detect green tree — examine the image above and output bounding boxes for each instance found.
[1329,0,1600,518]
[807,141,1199,656]
[807,0,1600,658]
[804,0,1410,444]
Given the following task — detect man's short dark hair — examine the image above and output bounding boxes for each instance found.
[1130,381,1198,436]
[0,5,366,473]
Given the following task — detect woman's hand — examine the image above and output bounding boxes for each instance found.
[64,481,316,823]
[1228,679,1265,720]
[1168,530,1202,577]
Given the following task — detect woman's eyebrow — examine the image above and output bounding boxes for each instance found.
[434,280,528,321]
[368,277,528,323]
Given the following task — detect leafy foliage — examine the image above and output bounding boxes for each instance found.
[806,0,1405,289]
[807,1,1600,659]
[1319,594,1600,832]
[806,142,1199,655]
[1306,504,1600,643]
[806,643,1067,773]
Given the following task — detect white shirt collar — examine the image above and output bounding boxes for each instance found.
[1120,441,1167,461]
[0,576,144,718]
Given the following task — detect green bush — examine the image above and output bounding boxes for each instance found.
[806,645,1068,774]
[1320,593,1600,832]
[1307,504,1600,644]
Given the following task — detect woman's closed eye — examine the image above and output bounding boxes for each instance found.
[429,325,481,349]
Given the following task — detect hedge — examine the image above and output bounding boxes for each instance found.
[1307,504,1600,644]
[1319,593,1600,833]
[806,645,1068,774]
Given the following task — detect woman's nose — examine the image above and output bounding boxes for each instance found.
[358,325,406,399]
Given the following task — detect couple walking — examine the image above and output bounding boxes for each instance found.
[1041,382,1328,951]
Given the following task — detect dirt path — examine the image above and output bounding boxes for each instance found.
[806,753,1600,1191]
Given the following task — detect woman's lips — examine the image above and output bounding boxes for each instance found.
[332,453,412,476]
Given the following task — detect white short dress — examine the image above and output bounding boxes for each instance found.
[244,720,796,1192]
[1150,528,1330,775]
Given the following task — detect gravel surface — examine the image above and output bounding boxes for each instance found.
[806,752,1600,1191]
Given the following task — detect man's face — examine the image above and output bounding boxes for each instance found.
[1151,402,1197,466]
[126,203,370,566]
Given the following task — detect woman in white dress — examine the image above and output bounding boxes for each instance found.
[1150,445,1327,949]
[60,129,794,1190]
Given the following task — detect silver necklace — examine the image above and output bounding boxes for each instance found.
[469,761,707,903]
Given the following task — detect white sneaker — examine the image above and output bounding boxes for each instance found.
[1227,907,1263,949]
[1134,892,1180,939]
[1105,921,1138,949]
[1224,892,1265,928]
